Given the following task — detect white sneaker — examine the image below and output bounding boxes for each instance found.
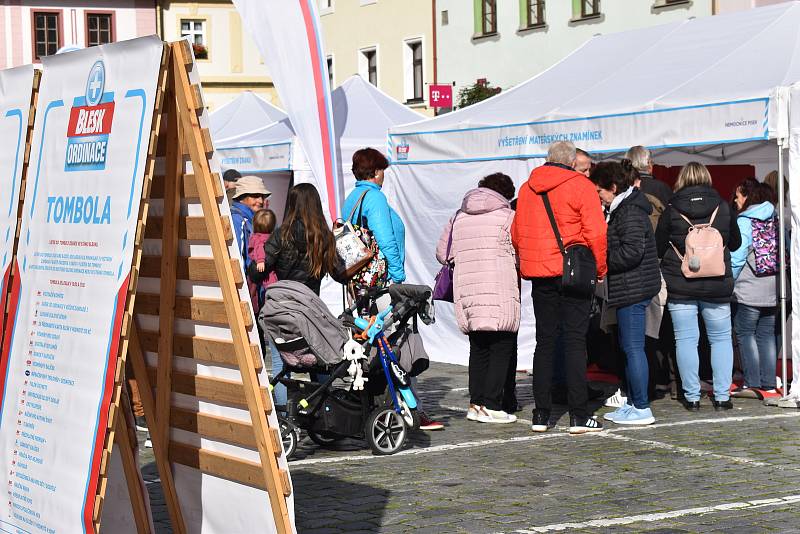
[477,407,517,424]
[466,405,480,421]
[604,389,628,408]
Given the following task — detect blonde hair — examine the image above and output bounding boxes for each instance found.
[253,209,276,234]
[674,162,712,192]
[763,170,788,194]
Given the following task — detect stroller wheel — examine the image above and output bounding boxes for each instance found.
[366,407,407,455]
[307,430,343,447]
[277,416,299,459]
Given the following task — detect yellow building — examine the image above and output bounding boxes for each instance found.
[158,0,279,110]
[319,0,435,116]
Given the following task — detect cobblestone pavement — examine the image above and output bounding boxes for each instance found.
[138,363,800,533]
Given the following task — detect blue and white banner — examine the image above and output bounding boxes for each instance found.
[390,98,770,164]
[217,142,293,174]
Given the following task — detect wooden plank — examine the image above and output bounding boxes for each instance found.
[144,215,232,241]
[157,68,183,458]
[138,329,262,371]
[146,366,272,411]
[170,407,257,448]
[170,441,266,490]
[171,40,292,531]
[150,172,223,199]
[140,255,243,285]
[115,398,152,534]
[200,128,214,154]
[129,325,187,533]
[191,84,204,110]
[136,293,252,327]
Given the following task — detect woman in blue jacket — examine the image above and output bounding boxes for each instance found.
[341,148,406,284]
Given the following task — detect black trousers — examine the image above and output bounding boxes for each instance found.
[531,277,592,418]
[468,331,516,411]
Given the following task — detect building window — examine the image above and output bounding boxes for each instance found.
[326,56,334,89]
[362,49,377,86]
[404,41,423,103]
[573,0,600,18]
[481,0,497,35]
[33,12,60,60]
[320,0,334,14]
[524,0,545,27]
[181,19,207,59]
[86,13,113,47]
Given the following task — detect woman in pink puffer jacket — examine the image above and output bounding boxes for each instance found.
[436,173,520,424]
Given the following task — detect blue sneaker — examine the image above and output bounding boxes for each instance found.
[613,406,655,425]
[603,403,632,422]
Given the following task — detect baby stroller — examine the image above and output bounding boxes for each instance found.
[260,281,434,458]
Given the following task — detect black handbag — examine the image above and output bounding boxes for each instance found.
[540,192,597,297]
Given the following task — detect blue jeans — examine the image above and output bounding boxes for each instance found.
[668,301,733,402]
[617,299,651,409]
[268,337,288,409]
[734,304,777,389]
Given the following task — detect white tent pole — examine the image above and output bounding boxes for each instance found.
[778,139,788,393]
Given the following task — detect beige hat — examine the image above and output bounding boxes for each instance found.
[233,175,271,199]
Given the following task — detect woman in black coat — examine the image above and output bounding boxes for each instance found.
[591,161,661,425]
[655,162,741,412]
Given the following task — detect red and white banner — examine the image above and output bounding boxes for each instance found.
[232,0,340,221]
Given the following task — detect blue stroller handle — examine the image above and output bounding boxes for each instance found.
[353,305,393,343]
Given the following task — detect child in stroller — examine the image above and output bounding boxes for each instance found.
[259,281,434,458]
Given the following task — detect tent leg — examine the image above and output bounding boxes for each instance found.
[778,140,788,395]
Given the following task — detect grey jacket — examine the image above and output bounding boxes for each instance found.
[259,280,348,366]
[733,250,777,308]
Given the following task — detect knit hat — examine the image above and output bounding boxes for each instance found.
[233,175,271,199]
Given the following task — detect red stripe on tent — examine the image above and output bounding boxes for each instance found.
[82,275,130,533]
[299,0,337,221]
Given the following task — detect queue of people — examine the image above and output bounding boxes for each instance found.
[237,139,786,438]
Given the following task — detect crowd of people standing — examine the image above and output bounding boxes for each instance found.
[233,139,785,437]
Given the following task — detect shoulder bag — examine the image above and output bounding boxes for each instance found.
[432,212,460,302]
[540,192,597,297]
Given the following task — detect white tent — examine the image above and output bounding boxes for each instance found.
[388,2,800,384]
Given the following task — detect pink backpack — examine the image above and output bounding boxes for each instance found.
[670,206,726,279]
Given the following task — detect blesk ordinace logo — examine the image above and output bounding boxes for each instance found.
[64,60,115,172]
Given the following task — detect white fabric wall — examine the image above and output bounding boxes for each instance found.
[385,158,544,370]
[787,86,800,397]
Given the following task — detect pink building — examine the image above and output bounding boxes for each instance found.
[0,1,156,68]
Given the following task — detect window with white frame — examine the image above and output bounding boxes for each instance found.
[403,40,424,103]
[181,19,207,59]
[319,0,334,14]
[359,48,378,86]
[326,56,334,89]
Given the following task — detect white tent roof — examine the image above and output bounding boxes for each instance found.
[209,91,287,145]
[390,2,800,164]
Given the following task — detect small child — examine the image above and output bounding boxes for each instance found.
[248,209,278,313]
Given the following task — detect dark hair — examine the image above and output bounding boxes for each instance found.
[620,158,640,186]
[223,169,241,182]
[253,209,276,234]
[590,161,631,194]
[280,183,337,279]
[352,148,389,181]
[478,173,515,200]
[737,178,775,211]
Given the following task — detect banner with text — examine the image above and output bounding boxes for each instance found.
[389,98,770,164]
[0,65,34,343]
[217,143,293,174]
[0,36,163,534]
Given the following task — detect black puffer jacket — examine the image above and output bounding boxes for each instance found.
[655,185,742,303]
[248,220,334,295]
[606,189,661,308]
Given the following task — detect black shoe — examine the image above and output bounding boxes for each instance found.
[531,410,551,432]
[712,399,733,411]
[682,400,701,411]
[568,415,603,434]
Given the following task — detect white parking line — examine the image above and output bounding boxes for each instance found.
[508,494,800,532]
[291,411,800,466]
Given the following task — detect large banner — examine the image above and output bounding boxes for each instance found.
[0,36,163,533]
[389,98,770,164]
[217,143,293,174]
[232,0,341,220]
[0,65,34,342]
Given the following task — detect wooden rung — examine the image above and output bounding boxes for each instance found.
[150,173,224,199]
[99,449,110,474]
[269,428,282,457]
[146,367,271,410]
[191,85,204,110]
[93,477,108,520]
[279,469,292,497]
[170,441,266,490]
[201,128,214,154]
[144,215,232,241]
[170,407,256,448]
[137,330,262,371]
[179,39,193,64]
[93,495,103,522]
[140,255,243,284]
[135,293,252,327]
